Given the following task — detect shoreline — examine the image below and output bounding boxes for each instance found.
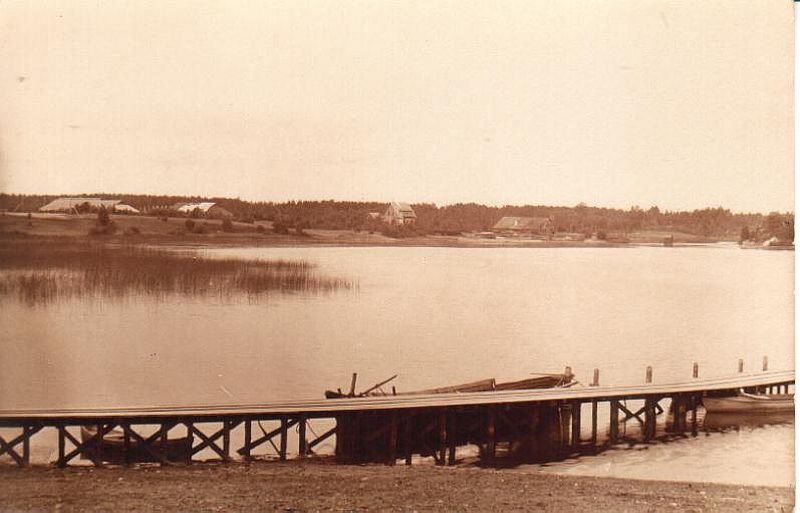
[1,212,751,250]
[0,460,793,512]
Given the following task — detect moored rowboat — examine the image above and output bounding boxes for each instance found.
[702,391,794,414]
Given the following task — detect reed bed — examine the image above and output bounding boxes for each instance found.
[0,238,353,304]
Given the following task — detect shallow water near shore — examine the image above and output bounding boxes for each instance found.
[0,244,793,485]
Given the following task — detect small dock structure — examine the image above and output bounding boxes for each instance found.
[0,366,793,468]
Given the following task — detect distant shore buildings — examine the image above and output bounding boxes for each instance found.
[172,202,233,219]
[39,197,140,214]
[492,216,554,237]
[383,202,417,225]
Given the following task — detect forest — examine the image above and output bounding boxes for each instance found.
[0,193,793,242]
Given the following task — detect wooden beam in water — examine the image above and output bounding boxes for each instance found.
[279,417,288,461]
[238,419,298,456]
[590,400,598,448]
[609,400,619,444]
[0,426,41,467]
[57,425,66,468]
[160,423,169,467]
[243,420,252,462]
[309,425,337,450]
[298,415,307,458]
[571,402,581,449]
[387,411,397,466]
[437,411,447,466]
[486,406,496,464]
[447,410,457,466]
[404,412,413,465]
[643,398,656,441]
[123,421,132,466]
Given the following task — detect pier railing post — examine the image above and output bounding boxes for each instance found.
[646,366,653,384]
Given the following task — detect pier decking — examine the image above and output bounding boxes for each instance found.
[0,369,793,468]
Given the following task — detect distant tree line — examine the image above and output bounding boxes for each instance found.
[0,193,793,242]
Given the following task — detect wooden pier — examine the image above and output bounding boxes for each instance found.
[0,368,793,468]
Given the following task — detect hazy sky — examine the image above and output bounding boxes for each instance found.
[0,0,794,212]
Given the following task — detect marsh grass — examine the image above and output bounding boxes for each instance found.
[0,238,353,304]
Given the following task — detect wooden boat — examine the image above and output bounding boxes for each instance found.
[703,411,793,430]
[702,391,794,414]
[325,372,576,398]
[80,426,192,464]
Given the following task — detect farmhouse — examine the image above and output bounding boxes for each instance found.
[492,216,554,237]
[39,198,139,213]
[174,202,233,219]
[383,202,417,225]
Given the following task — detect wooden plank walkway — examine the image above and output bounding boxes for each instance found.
[0,369,793,422]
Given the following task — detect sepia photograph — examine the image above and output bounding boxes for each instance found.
[0,0,795,511]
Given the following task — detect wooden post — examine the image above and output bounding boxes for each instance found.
[279,417,288,461]
[644,398,656,441]
[243,420,252,462]
[160,423,169,466]
[298,415,307,458]
[591,369,599,387]
[690,396,698,437]
[387,411,397,466]
[571,402,581,449]
[437,411,447,466]
[222,421,231,463]
[447,410,457,465]
[609,400,619,444]
[646,366,653,384]
[738,359,744,373]
[57,426,66,468]
[349,373,358,396]
[590,401,598,448]
[404,413,413,465]
[672,396,685,432]
[763,356,768,371]
[486,406,496,464]
[185,422,193,465]
[21,426,30,467]
[692,362,699,379]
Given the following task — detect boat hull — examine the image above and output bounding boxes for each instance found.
[702,393,794,414]
[80,426,192,464]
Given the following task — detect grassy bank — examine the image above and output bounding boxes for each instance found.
[0,213,727,248]
[0,237,353,304]
[0,462,792,512]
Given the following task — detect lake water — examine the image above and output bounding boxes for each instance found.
[0,244,794,485]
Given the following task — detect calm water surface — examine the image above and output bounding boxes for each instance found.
[0,245,793,485]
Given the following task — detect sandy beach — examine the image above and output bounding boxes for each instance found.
[0,461,793,512]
